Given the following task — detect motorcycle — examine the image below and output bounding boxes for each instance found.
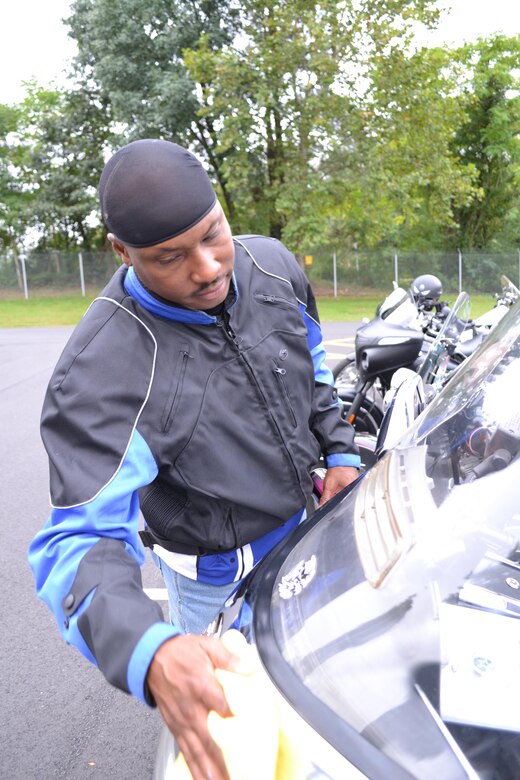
[333,275,518,436]
[473,274,520,331]
[155,297,520,780]
[376,291,471,457]
[347,291,471,475]
[333,292,467,436]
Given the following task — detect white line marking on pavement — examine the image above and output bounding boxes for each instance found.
[324,338,355,347]
[144,587,169,601]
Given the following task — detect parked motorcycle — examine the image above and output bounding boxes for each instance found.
[473,274,520,331]
[376,292,471,457]
[333,275,518,435]
[332,291,459,436]
[154,297,520,780]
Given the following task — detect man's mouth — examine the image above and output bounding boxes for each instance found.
[195,275,228,299]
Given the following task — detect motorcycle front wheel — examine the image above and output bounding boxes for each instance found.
[333,355,359,386]
[339,390,384,437]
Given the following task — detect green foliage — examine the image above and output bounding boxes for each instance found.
[0,103,34,251]
[0,79,115,252]
[66,0,446,244]
[321,45,479,251]
[14,83,114,249]
[182,0,446,244]
[0,3,518,260]
[448,35,520,250]
[68,0,240,217]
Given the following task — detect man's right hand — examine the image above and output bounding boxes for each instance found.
[146,634,246,780]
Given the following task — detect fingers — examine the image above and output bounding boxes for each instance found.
[318,491,331,507]
[176,717,230,780]
[203,632,254,677]
[318,466,358,506]
[146,635,239,780]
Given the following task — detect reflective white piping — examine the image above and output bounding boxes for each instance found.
[50,297,158,509]
[234,237,322,331]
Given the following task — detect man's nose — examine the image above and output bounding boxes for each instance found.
[190,246,222,282]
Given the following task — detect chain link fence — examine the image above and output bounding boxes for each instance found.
[304,247,520,297]
[1,247,519,299]
[0,250,120,298]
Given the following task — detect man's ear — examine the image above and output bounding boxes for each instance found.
[108,233,131,267]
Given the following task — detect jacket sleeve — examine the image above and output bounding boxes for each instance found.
[300,283,361,469]
[28,427,180,705]
[28,299,181,704]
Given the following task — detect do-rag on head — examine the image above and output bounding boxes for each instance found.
[99,139,217,248]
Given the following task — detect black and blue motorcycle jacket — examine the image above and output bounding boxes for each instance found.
[29,235,359,705]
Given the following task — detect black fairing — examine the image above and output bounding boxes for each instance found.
[355,318,424,383]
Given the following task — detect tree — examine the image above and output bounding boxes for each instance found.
[10,1,512,258]
[15,82,114,249]
[449,35,520,249]
[322,44,478,251]
[0,103,34,252]
[66,0,443,245]
[174,0,445,244]
[68,0,241,221]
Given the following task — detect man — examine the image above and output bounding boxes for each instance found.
[29,139,360,780]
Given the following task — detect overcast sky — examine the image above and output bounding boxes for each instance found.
[0,0,519,105]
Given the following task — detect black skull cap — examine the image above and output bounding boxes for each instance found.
[99,139,217,247]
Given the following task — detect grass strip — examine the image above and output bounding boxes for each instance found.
[0,292,497,328]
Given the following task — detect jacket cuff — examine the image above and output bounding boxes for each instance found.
[127,622,182,705]
[326,453,361,469]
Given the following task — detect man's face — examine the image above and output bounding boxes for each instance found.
[110,202,235,310]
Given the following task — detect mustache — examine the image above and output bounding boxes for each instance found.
[195,273,228,293]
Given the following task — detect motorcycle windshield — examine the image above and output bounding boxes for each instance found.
[405,296,520,445]
[265,301,520,780]
[417,290,471,388]
[379,287,419,326]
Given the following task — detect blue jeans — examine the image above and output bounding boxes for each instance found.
[152,552,241,634]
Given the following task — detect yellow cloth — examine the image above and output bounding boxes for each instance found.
[173,630,311,779]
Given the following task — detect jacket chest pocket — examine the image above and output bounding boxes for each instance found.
[161,345,192,433]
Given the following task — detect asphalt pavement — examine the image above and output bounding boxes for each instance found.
[0,321,357,779]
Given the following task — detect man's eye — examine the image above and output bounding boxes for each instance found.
[159,256,181,265]
[204,228,220,242]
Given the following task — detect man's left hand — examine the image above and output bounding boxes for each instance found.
[319,466,358,506]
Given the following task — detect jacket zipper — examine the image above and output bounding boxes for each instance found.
[272,363,297,428]
[216,312,304,495]
[162,348,191,432]
[256,293,297,308]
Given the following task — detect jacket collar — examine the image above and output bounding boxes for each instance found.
[123,266,238,324]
